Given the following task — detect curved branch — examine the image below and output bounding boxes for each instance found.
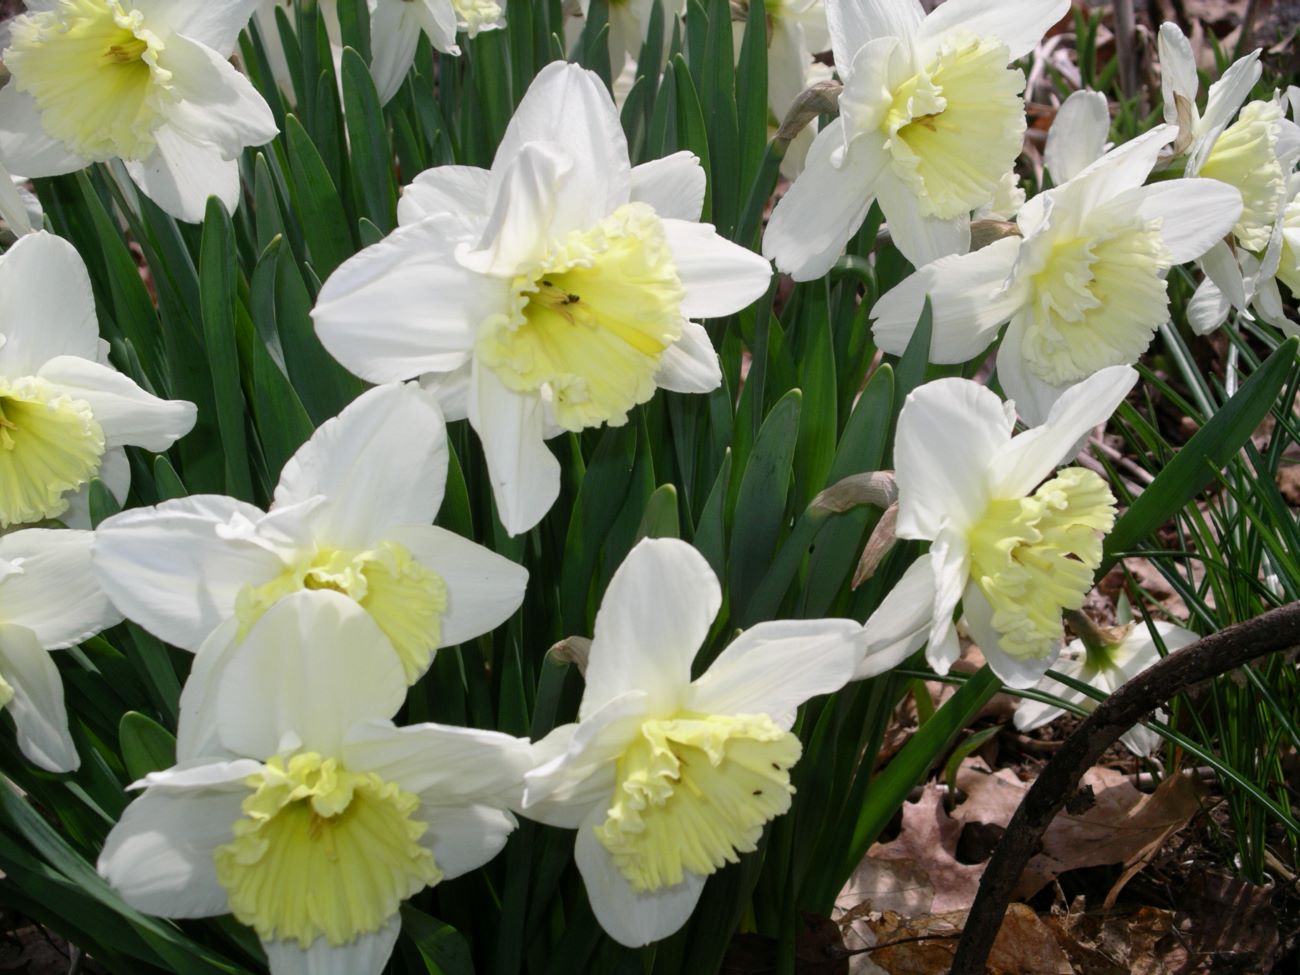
[949,601,1300,975]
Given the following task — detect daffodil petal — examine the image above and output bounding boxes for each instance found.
[662,219,772,319]
[98,786,246,918]
[1193,52,1263,173]
[0,85,87,177]
[630,151,707,222]
[762,117,887,281]
[826,0,922,71]
[895,378,1012,538]
[1044,90,1110,185]
[1121,177,1243,264]
[313,216,494,383]
[38,355,196,451]
[685,619,862,727]
[1188,277,1231,334]
[0,232,100,375]
[989,364,1137,498]
[368,2,424,105]
[261,918,401,975]
[875,168,972,267]
[0,623,77,772]
[0,529,118,648]
[963,583,1059,688]
[586,538,720,720]
[415,804,519,881]
[467,362,561,537]
[132,0,263,56]
[871,235,1023,359]
[93,495,285,652]
[1158,23,1199,127]
[655,320,722,394]
[123,127,240,223]
[397,166,490,228]
[858,554,937,679]
[393,523,527,648]
[919,0,1070,61]
[575,806,707,948]
[273,383,449,549]
[161,34,278,156]
[213,592,407,760]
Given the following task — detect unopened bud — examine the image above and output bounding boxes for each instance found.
[811,471,897,515]
[547,636,592,675]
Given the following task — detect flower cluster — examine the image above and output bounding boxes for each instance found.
[0,0,1273,970]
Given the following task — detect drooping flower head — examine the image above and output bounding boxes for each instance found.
[99,593,532,974]
[1015,619,1198,755]
[763,0,1069,278]
[871,125,1241,424]
[93,382,527,682]
[858,367,1138,689]
[0,232,196,529]
[312,62,772,535]
[523,538,863,946]
[0,529,120,772]
[0,0,278,222]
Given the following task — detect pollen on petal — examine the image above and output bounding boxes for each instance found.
[967,468,1116,662]
[214,752,442,948]
[475,202,686,433]
[594,712,802,892]
[0,376,106,528]
[4,0,175,162]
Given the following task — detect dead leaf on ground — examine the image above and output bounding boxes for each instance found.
[853,904,1072,975]
[722,913,848,975]
[952,763,1205,898]
[866,784,985,914]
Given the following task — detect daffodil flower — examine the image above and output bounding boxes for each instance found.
[312,62,772,536]
[0,0,277,223]
[0,529,120,772]
[857,367,1137,689]
[1015,620,1197,755]
[93,382,527,682]
[521,538,863,947]
[1157,23,1300,319]
[870,125,1241,424]
[563,0,681,79]
[0,232,196,529]
[763,0,1068,278]
[99,592,532,975]
[733,0,833,180]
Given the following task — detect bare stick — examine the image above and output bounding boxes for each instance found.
[949,600,1300,975]
[1113,0,1140,103]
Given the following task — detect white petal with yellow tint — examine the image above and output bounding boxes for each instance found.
[212,592,407,760]
[656,320,722,394]
[161,34,277,156]
[0,529,118,648]
[262,919,400,975]
[1122,177,1242,263]
[124,127,241,224]
[97,782,247,917]
[875,172,973,266]
[467,361,560,537]
[870,235,1023,359]
[961,582,1059,688]
[274,383,448,550]
[894,377,1013,538]
[39,355,196,451]
[0,622,77,772]
[1044,90,1110,184]
[630,151,707,222]
[685,618,862,728]
[574,806,707,949]
[313,215,500,383]
[0,85,88,177]
[918,0,1070,62]
[0,232,100,375]
[663,218,771,319]
[394,523,527,648]
[132,0,264,56]
[826,0,921,70]
[93,495,287,651]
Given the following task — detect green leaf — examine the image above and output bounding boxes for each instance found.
[1102,337,1300,572]
[341,47,397,233]
[637,484,681,541]
[118,711,177,782]
[87,479,120,528]
[283,114,355,278]
[400,906,475,975]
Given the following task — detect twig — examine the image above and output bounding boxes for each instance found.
[1113,0,1140,103]
[949,600,1300,975]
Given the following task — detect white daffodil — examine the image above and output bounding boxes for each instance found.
[857,367,1137,689]
[0,232,196,529]
[1042,88,1112,187]
[1158,23,1300,316]
[93,381,527,683]
[522,538,863,947]
[312,62,772,536]
[0,0,277,223]
[0,529,120,772]
[99,592,532,975]
[0,160,43,236]
[1015,619,1197,756]
[254,0,503,107]
[763,0,1068,278]
[733,0,833,180]
[871,125,1241,424]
